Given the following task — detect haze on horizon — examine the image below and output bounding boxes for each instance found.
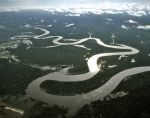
[0,0,150,7]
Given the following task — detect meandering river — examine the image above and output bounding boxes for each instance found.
[12,26,150,114]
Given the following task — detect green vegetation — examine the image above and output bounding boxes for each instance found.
[72,72,150,118]
[29,37,57,47]
[7,45,88,67]
[7,39,128,69]
[0,59,50,96]
[0,10,150,118]
[29,101,68,118]
[40,41,150,96]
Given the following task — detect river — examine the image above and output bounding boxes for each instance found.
[12,26,150,114]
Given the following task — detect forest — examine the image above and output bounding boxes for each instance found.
[0,10,150,117]
[72,71,150,118]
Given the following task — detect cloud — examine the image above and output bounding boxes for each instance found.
[104,10,123,14]
[137,25,150,30]
[91,9,104,15]
[136,10,147,15]
[66,23,74,27]
[126,10,147,17]
[0,1,149,16]
[66,14,80,16]
[0,8,19,12]
[0,0,150,6]
[125,20,138,24]
[105,18,113,21]
[121,25,128,30]
[128,20,138,23]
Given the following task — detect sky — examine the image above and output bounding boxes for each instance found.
[0,0,150,6]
